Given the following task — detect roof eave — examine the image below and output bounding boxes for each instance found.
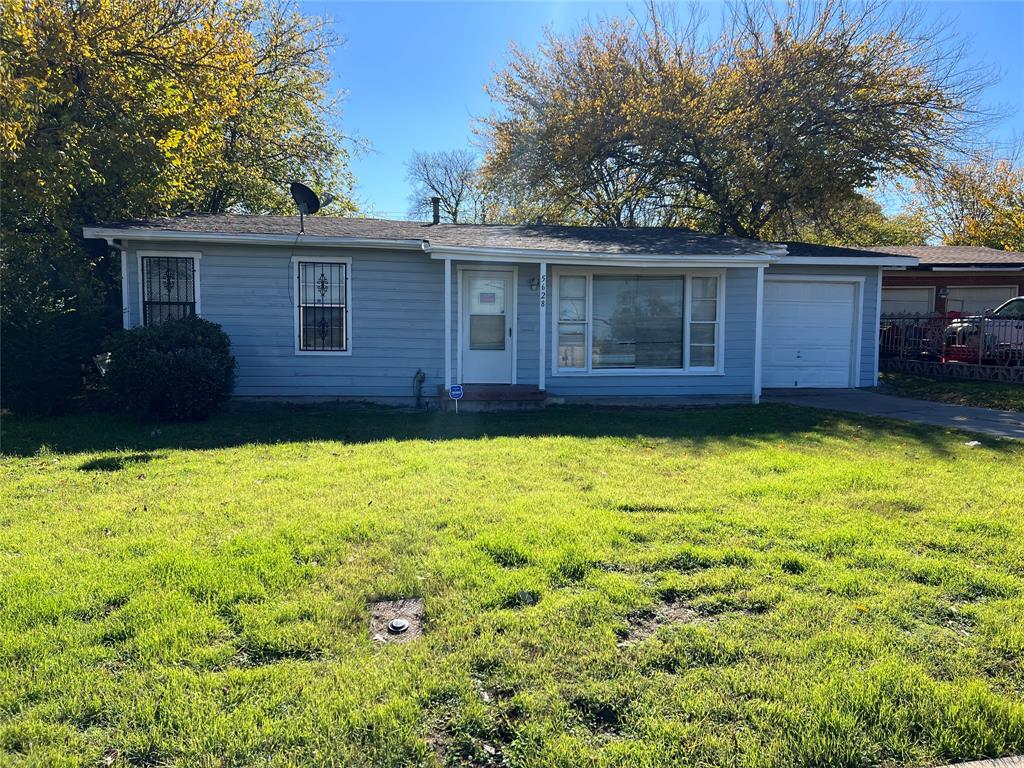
[910,264,1024,271]
[426,243,783,267]
[81,227,428,251]
[780,255,918,267]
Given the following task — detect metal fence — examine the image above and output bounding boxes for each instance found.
[879,313,1024,382]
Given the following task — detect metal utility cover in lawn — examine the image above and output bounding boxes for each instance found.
[369,598,425,643]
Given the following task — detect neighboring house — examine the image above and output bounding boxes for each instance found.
[868,245,1024,316]
[83,216,914,406]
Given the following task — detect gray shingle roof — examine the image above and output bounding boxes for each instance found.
[90,213,912,261]
[95,213,781,256]
[852,244,1024,266]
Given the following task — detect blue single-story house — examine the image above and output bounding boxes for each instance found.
[84,215,916,407]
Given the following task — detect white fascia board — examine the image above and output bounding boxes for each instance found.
[82,227,428,251]
[921,266,1024,272]
[777,255,918,267]
[426,245,780,268]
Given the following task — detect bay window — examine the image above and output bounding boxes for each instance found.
[554,270,722,373]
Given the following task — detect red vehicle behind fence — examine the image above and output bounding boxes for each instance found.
[880,297,1024,367]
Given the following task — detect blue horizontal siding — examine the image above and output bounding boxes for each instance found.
[123,242,445,399]
[119,242,880,399]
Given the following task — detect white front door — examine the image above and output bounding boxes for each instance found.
[460,269,515,384]
[763,279,858,388]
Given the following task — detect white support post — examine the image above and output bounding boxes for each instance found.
[120,249,131,328]
[752,265,765,404]
[444,257,452,392]
[873,267,883,386]
[539,262,547,391]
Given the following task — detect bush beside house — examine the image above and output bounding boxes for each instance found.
[104,316,236,421]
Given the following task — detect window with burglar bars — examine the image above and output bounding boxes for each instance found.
[142,256,196,325]
[297,261,348,351]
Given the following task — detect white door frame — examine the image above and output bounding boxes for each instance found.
[457,265,518,385]
[764,274,864,388]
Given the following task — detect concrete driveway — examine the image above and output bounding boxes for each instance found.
[764,389,1024,440]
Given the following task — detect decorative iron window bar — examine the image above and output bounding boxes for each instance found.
[142,256,196,325]
[298,261,347,351]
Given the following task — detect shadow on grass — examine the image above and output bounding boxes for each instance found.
[3,401,1013,460]
[78,453,159,472]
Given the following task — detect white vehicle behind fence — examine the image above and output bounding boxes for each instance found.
[943,297,1024,365]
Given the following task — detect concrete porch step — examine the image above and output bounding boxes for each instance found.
[437,384,547,410]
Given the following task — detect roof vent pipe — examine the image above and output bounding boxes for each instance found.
[431,197,441,225]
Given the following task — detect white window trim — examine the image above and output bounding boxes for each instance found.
[550,267,727,377]
[136,250,202,327]
[291,254,353,356]
[455,265,518,385]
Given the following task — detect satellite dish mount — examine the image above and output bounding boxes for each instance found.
[290,181,321,234]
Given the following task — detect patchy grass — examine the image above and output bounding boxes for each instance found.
[1,403,1023,767]
[880,371,1024,412]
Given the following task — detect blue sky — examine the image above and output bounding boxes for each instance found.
[309,1,1024,219]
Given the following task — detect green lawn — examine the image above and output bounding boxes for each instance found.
[2,404,1023,767]
[880,371,1024,412]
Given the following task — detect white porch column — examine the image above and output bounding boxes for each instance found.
[752,265,765,404]
[444,257,452,391]
[873,266,883,386]
[539,262,547,391]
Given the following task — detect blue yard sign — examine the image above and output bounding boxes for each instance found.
[449,384,464,413]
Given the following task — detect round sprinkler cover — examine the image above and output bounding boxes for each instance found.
[387,618,410,634]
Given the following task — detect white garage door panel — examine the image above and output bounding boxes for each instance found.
[946,287,1017,315]
[764,280,857,388]
[882,287,933,315]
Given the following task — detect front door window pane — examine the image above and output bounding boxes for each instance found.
[470,314,506,350]
[469,278,506,314]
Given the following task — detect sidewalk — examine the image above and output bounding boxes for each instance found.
[764,389,1024,440]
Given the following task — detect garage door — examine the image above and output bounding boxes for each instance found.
[763,280,857,388]
[882,287,933,315]
[946,286,1017,315]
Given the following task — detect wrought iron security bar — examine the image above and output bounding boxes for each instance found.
[142,256,196,325]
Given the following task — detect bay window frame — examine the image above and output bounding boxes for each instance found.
[550,267,726,376]
[292,254,353,356]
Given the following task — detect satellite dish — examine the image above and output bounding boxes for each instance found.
[290,181,321,215]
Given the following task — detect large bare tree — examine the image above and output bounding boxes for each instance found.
[405,149,485,223]
[479,0,996,236]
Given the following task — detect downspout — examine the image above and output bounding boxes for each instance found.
[102,237,131,329]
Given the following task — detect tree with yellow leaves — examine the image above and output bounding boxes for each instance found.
[479,0,994,238]
[914,151,1024,251]
[1,0,355,412]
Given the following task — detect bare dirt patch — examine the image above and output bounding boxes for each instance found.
[617,601,712,647]
[368,597,425,644]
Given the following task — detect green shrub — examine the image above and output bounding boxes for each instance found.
[0,308,94,415]
[104,315,235,421]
